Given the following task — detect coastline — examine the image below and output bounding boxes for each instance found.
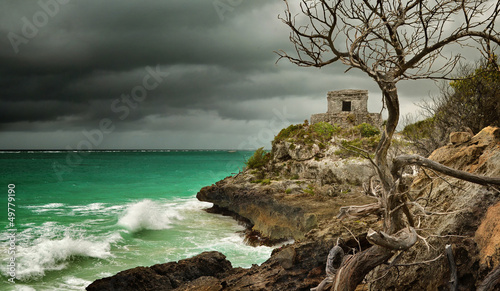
[87,126,500,290]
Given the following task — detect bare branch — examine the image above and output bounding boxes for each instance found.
[277,1,500,290]
[478,264,500,291]
[367,227,418,250]
[392,154,500,186]
[393,253,444,267]
[446,244,458,291]
[337,202,382,220]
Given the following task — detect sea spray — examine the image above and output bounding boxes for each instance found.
[117,199,183,232]
[11,235,119,281]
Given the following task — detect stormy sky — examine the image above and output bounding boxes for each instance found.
[0,1,494,150]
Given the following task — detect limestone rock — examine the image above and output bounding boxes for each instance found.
[475,201,500,268]
[197,181,319,240]
[449,131,473,144]
[272,141,320,162]
[88,126,500,291]
[372,126,500,290]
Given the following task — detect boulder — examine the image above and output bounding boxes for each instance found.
[86,252,232,291]
[449,131,473,144]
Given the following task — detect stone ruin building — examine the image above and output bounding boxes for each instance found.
[310,89,382,128]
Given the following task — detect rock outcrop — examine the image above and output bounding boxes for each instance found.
[86,251,233,291]
[87,126,500,291]
[197,167,376,241]
[370,126,500,290]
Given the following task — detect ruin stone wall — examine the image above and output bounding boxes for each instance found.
[311,89,382,128]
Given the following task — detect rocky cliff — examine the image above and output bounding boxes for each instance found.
[198,122,382,242]
[87,125,500,290]
[370,126,500,290]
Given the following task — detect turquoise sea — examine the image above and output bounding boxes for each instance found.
[0,151,277,290]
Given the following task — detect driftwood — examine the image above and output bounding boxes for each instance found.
[337,203,382,220]
[477,264,500,291]
[367,227,417,251]
[445,244,458,291]
[311,244,346,291]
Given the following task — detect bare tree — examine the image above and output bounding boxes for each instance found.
[276,1,500,290]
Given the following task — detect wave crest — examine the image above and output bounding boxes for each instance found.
[12,236,116,281]
[117,199,182,232]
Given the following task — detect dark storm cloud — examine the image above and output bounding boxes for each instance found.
[2,0,489,149]
[0,0,298,131]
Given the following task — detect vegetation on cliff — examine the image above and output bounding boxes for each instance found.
[245,147,270,169]
[402,56,500,156]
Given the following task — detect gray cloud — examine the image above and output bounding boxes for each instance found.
[0,0,494,149]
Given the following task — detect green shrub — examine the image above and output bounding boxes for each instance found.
[356,123,380,137]
[335,136,380,158]
[274,124,304,142]
[347,113,356,124]
[285,188,292,194]
[401,117,435,139]
[273,121,338,148]
[312,122,336,139]
[245,147,270,169]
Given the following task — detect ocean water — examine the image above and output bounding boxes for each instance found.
[0,151,277,290]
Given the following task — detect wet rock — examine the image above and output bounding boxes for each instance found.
[86,252,232,291]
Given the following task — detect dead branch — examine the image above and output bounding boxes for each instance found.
[327,245,345,276]
[406,201,463,216]
[337,202,382,220]
[477,264,500,291]
[446,244,458,291]
[393,154,500,186]
[312,243,346,291]
[343,226,361,253]
[392,253,444,267]
[363,175,382,198]
[367,227,418,251]
[332,246,394,291]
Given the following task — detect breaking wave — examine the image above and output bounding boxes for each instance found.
[117,199,183,232]
[9,234,121,281]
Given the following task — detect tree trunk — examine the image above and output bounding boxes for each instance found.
[375,79,406,234]
[332,246,394,291]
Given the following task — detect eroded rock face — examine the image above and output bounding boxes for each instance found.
[475,201,500,268]
[272,141,321,161]
[449,131,473,144]
[197,180,319,241]
[371,126,500,290]
[86,252,232,291]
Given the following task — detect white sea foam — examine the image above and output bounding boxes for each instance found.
[13,285,37,291]
[117,199,183,232]
[12,235,117,281]
[69,202,105,212]
[59,276,93,290]
[24,203,66,214]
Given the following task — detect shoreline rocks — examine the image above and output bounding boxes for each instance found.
[86,251,233,291]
